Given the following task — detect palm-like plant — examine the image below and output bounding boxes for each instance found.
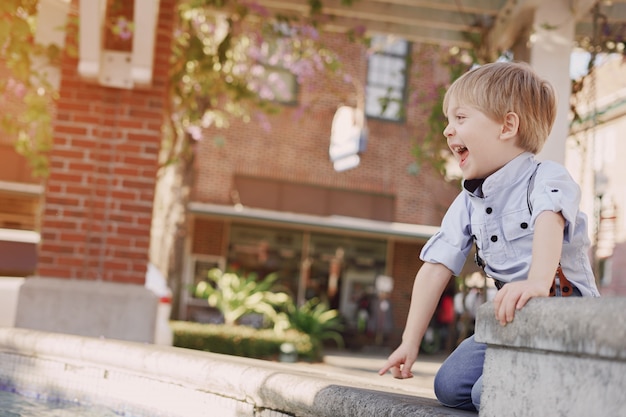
[194,268,290,327]
[287,297,344,351]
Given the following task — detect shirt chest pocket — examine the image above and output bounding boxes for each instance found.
[502,211,534,257]
[471,207,533,267]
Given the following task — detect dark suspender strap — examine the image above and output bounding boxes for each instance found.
[476,162,541,273]
[527,162,541,215]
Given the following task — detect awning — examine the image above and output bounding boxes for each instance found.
[188,202,440,241]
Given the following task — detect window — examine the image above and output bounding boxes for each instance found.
[227,224,303,297]
[365,35,410,121]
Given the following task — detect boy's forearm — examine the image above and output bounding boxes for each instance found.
[527,211,565,288]
[402,262,452,345]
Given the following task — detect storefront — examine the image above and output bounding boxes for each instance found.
[182,202,439,334]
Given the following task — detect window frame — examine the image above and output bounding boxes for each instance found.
[365,35,411,123]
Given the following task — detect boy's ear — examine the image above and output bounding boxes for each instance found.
[500,112,519,140]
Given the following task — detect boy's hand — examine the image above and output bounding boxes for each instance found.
[493,280,550,325]
[378,343,418,379]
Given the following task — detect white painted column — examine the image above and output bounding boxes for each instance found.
[529,1,576,163]
[528,0,597,163]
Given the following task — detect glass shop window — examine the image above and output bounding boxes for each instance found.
[304,233,387,328]
[227,224,303,297]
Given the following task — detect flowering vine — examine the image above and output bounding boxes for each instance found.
[0,1,59,177]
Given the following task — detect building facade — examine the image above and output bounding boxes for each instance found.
[180,35,465,347]
[566,54,626,297]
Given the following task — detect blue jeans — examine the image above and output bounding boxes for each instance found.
[434,334,485,412]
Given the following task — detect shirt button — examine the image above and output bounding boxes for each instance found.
[551,189,559,193]
[486,207,493,214]
[520,222,528,229]
[491,235,498,242]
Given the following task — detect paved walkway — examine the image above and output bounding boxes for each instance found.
[292,348,447,400]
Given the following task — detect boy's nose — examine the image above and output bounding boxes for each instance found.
[443,124,453,137]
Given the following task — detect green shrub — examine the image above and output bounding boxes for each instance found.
[186,269,344,361]
[170,320,320,361]
[194,268,290,327]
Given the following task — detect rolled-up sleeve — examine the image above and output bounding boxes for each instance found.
[529,162,581,242]
[420,192,474,276]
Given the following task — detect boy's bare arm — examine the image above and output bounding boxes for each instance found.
[379,262,452,378]
[493,210,565,325]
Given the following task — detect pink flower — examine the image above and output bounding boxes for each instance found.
[6,78,26,99]
[112,16,134,40]
[186,125,203,141]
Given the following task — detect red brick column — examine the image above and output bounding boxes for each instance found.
[36,0,175,285]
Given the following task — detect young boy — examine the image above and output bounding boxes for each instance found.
[378,61,600,412]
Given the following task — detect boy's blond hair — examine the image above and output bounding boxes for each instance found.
[443,61,557,154]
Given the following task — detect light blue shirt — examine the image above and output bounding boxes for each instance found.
[421,152,600,297]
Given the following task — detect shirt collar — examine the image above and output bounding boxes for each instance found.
[463,152,537,197]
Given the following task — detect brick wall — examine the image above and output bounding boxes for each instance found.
[191,218,226,257]
[36,0,175,284]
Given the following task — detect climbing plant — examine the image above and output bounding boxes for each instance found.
[0,0,64,177]
[167,1,346,156]
[570,2,626,126]
[410,46,483,178]
[1,0,358,178]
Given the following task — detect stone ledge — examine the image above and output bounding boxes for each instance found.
[0,328,473,417]
[475,297,626,359]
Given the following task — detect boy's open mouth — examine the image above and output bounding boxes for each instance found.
[452,145,468,164]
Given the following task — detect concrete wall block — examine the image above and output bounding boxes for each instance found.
[476,298,626,417]
[481,347,626,417]
[0,277,25,327]
[15,277,158,343]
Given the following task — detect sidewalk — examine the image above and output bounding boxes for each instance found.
[292,348,447,399]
